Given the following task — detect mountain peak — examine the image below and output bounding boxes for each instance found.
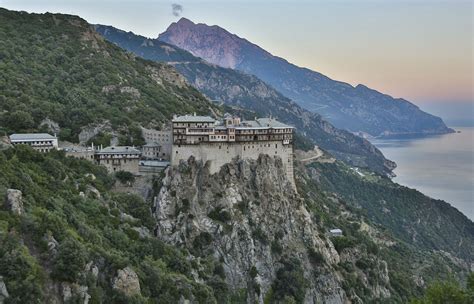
[159,18,267,69]
[175,17,195,26]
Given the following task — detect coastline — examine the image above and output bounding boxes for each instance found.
[371,127,474,221]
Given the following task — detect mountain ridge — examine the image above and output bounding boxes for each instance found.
[95,24,396,176]
[158,17,454,137]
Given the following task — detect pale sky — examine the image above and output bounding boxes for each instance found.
[1,0,473,107]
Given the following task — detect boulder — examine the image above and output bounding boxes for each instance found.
[61,283,90,304]
[0,276,9,304]
[40,118,60,134]
[132,226,151,239]
[43,234,59,255]
[85,261,99,279]
[112,267,141,296]
[5,189,24,216]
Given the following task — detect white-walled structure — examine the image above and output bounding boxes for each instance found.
[9,133,58,152]
[171,114,295,188]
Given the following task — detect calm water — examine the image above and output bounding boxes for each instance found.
[371,127,474,221]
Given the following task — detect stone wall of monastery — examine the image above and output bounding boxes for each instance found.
[172,141,295,189]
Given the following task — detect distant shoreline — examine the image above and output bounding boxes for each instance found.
[372,127,474,221]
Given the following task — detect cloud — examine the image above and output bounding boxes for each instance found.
[172,3,183,17]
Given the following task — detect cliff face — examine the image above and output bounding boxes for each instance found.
[158,18,453,137]
[154,155,346,303]
[153,155,403,303]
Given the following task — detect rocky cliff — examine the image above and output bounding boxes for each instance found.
[158,18,453,137]
[153,155,347,303]
[152,155,411,303]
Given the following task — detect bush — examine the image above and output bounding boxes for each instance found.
[271,240,283,255]
[193,232,213,253]
[115,171,135,184]
[252,227,268,245]
[52,237,88,282]
[307,248,324,265]
[332,236,355,253]
[272,257,307,303]
[208,206,231,223]
[410,277,473,304]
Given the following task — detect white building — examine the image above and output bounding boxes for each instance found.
[95,146,141,174]
[329,229,343,237]
[9,133,58,153]
[171,114,295,188]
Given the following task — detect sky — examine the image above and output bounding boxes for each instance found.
[1,0,472,121]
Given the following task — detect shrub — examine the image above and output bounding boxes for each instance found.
[208,206,231,223]
[307,248,324,265]
[52,237,88,282]
[252,227,269,245]
[331,236,355,253]
[193,232,213,252]
[115,171,135,184]
[271,240,283,255]
[272,257,307,303]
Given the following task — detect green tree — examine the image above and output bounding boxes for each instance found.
[52,237,88,282]
[410,277,472,304]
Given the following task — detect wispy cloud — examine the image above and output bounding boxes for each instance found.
[171,3,183,17]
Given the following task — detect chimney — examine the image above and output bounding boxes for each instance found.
[193,112,196,116]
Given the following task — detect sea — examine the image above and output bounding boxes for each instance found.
[371,127,474,221]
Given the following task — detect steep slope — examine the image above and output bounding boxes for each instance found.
[153,154,472,303]
[0,146,231,303]
[158,18,453,137]
[300,161,474,262]
[95,24,395,175]
[0,9,217,143]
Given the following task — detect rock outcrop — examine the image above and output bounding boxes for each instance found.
[61,283,90,304]
[5,189,24,216]
[0,276,9,304]
[112,267,141,297]
[154,155,346,303]
[40,118,60,134]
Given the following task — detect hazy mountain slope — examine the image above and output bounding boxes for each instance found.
[96,24,395,175]
[0,9,216,143]
[158,18,453,137]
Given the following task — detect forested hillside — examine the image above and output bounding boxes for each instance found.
[0,9,216,143]
[0,146,229,303]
